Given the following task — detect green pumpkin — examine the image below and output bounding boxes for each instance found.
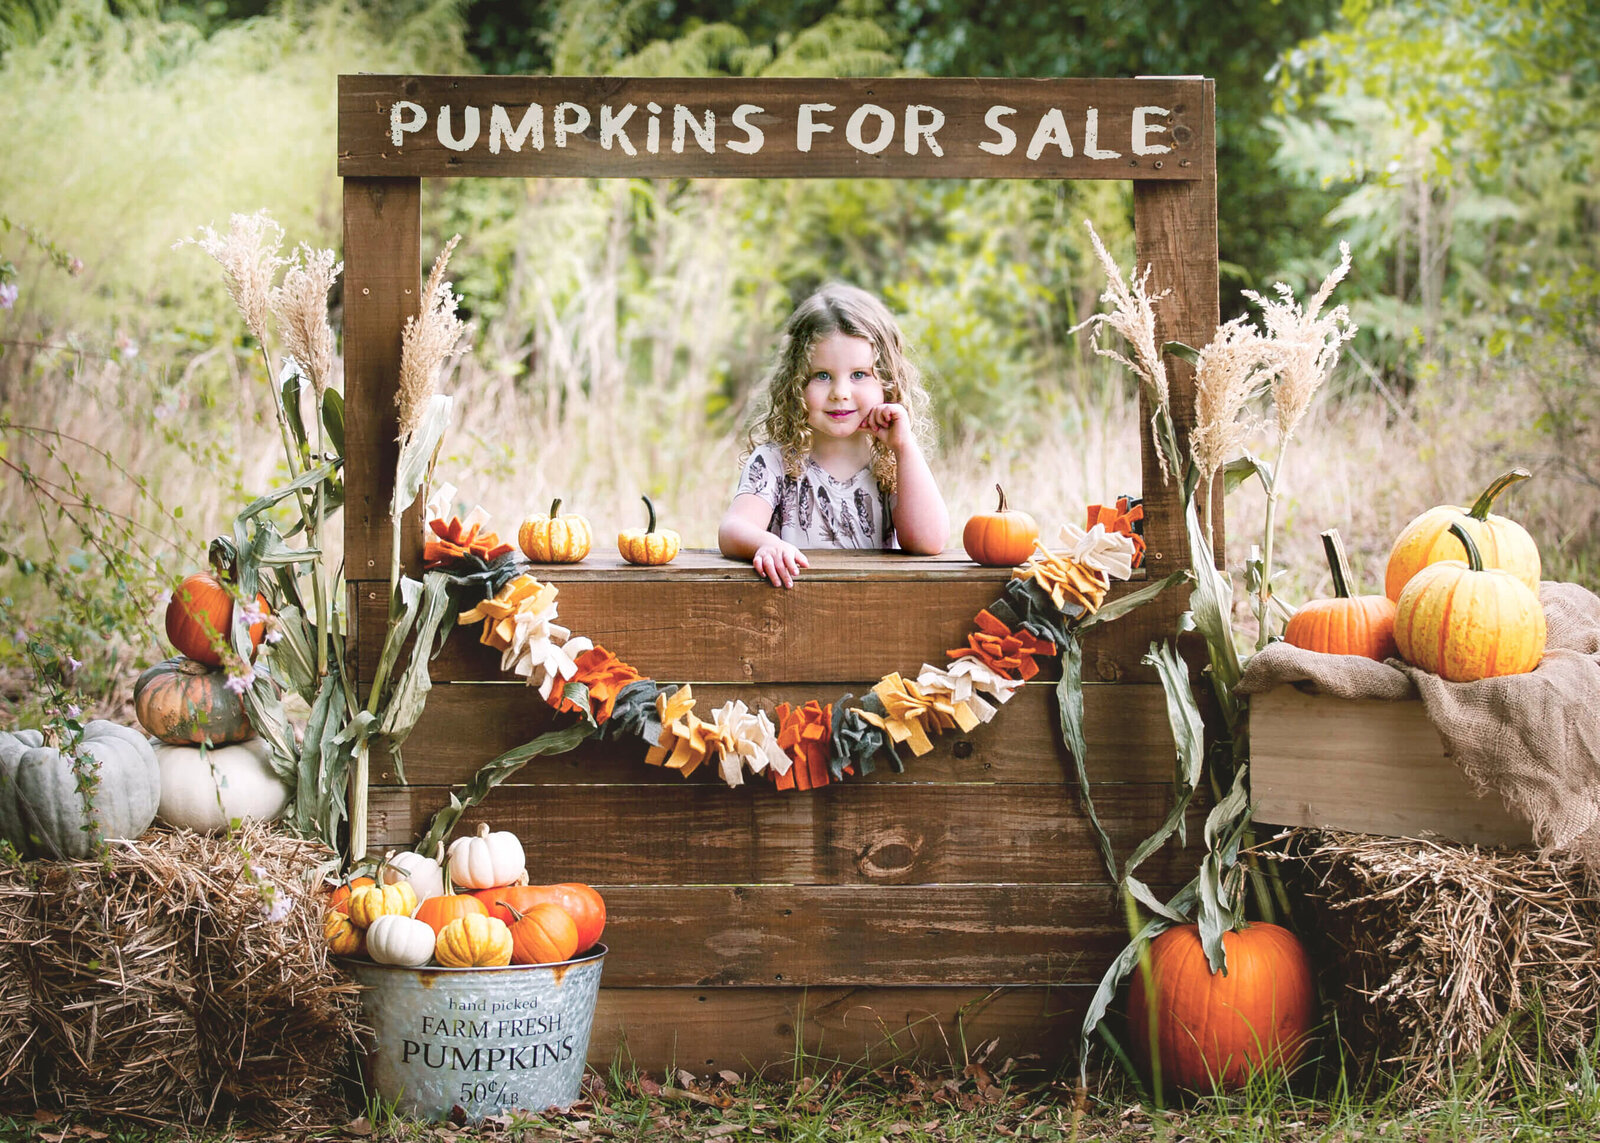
[0,721,160,859]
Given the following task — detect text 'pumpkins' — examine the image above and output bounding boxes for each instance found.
[1385,469,1541,601]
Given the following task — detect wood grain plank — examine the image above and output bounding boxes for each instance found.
[339,76,1209,181]
[367,782,1204,886]
[353,573,1177,686]
[589,985,1087,1075]
[372,682,1176,786]
[582,884,1137,988]
[1250,687,1533,846]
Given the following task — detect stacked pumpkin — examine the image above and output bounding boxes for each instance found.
[136,572,291,832]
[324,824,606,970]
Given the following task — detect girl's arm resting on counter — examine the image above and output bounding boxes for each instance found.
[719,494,785,558]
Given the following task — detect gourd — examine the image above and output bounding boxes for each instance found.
[347,881,419,929]
[153,738,290,832]
[1394,522,1547,682]
[366,913,438,968]
[435,913,514,968]
[1385,469,1541,601]
[134,656,255,746]
[962,485,1040,567]
[1126,922,1316,1093]
[506,903,580,966]
[519,498,593,563]
[1284,530,1398,661]
[0,721,160,859]
[166,572,270,667]
[325,910,365,957]
[327,876,375,915]
[477,882,607,951]
[617,496,680,566]
[381,843,446,902]
[446,822,527,889]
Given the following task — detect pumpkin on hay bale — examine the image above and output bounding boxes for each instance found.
[0,822,361,1124]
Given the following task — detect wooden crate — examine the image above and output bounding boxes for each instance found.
[1249,686,1534,847]
[356,551,1191,1072]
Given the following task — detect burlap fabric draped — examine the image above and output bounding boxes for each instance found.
[1238,582,1600,862]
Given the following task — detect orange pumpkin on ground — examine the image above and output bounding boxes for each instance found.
[166,572,269,667]
[1384,468,1541,601]
[962,484,1040,567]
[1394,522,1547,682]
[134,656,256,745]
[1284,530,1397,661]
[1126,922,1316,1093]
[474,883,606,951]
[506,903,581,965]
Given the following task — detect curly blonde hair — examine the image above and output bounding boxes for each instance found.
[748,283,933,493]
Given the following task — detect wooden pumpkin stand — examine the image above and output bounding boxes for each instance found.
[340,75,1502,1075]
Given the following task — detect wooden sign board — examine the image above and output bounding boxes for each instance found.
[339,76,1210,180]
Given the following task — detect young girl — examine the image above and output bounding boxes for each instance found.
[718,283,949,587]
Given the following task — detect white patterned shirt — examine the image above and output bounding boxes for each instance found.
[735,443,897,550]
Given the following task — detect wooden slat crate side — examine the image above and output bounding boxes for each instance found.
[373,681,1176,787]
[1249,687,1533,846]
[353,573,1179,686]
[579,884,1141,988]
[367,782,1203,886]
[591,985,1087,1076]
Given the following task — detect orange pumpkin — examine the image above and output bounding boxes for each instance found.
[519,498,593,563]
[475,883,606,951]
[415,887,489,937]
[1284,530,1397,661]
[1384,468,1541,601]
[326,876,375,916]
[134,656,256,745]
[166,573,269,667]
[962,485,1039,567]
[1126,922,1316,1093]
[617,496,680,566]
[506,903,581,965]
[1394,522,1546,682]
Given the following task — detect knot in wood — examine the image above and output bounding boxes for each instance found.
[856,832,920,880]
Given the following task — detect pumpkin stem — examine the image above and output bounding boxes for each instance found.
[994,484,1008,513]
[1448,521,1485,572]
[504,903,525,924]
[1467,468,1531,521]
[476,822,491,839]
[1320,529,1357,599]
[641,495,657,534]
[549,498,562,517]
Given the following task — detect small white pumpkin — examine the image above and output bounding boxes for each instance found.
[446,822,527,889]
[382,843,446,902]
[154,737,291,832]
[366,913,437,967]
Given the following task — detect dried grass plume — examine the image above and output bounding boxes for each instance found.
[398,234,470,439]
[180,210,286,347]
[1247,242,1358,444]
[1190,315,1272,495]
[269,243,342,400]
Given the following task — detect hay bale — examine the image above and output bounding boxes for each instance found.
[1289,829,1600,1095]
[0,864,38,1095]
[0,823,362,1125]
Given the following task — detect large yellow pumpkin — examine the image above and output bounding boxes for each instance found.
[1394,522,1546,682]
[1385,469,1541,601]
[519,498,593,563]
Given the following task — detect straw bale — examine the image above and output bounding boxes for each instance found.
[0,864,38,1092]
[0,822,362,1125]
[1286,829,1600,1095]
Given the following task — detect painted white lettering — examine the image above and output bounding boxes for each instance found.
[904,104,945,157]
[673,104,716,154]
[391,100,426,147]
[978,105,1018,156]
[437,105,480,152]
[797,103,836,152]
[846,104,894,155]
[600,104,637,154]
[1133,105,1172,156]
[1026,108,1074,160]
[646,101,663,154]
[727,104,765,154]
[488,103,543,154]
[553,102,591,148]
[1083,107,1120,159]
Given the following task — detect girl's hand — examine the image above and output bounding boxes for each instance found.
[862,402,914,451]
[753,540,809,588]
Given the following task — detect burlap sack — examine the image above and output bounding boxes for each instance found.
[1238,582,1600,861]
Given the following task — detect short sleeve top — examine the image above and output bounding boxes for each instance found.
[735,442,896,550]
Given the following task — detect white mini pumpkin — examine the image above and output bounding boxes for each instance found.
[366,913,437,967]
[382,843,446,902]
[154,737,291,832]
[446,822,527,889]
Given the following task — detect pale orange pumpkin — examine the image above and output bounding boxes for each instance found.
[1394,522,1546,682]
[618,496,680,566]
[519,498,593,563]
[1284,530,1397,660]
[962,485,1039,567]
[1384,469,1541,601]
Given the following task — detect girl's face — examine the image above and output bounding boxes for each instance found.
[803,331,884,441]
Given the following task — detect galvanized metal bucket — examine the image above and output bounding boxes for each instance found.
[350,944,606,1121]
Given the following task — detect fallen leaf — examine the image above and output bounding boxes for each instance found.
[886,1124,913,1136]
[569,1120,591,1132]
[343,1117,374,1137]
[718,1069,742,1085]
[479,1114,512,1131]
[33,1112,61,1125]
[704,1126,740,1139]
[676,1069,698,1088]
[921,1120,942,1131]
[638,1077,663,1097]
[659,1086,730,1108]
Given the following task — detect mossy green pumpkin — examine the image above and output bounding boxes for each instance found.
[0,721,160,859]
[134,656,256,746]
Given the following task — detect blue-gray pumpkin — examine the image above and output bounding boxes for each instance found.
[0,721,160,859]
